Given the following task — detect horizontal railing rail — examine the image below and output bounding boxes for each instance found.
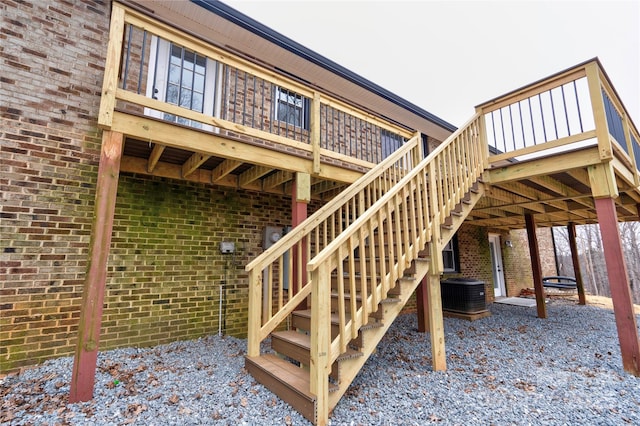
[245,133,422,356]
[100,3,413,173]
[306,112,488,418]
[476,59,639,179]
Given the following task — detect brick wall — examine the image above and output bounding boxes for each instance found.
[104,175,293,347]
[1,0,110,372]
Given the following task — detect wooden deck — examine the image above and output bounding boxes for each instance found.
[71,4,640,424]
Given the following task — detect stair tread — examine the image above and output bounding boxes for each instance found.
[246,354,316,400]
[247,353,339,394]
[272,330,310,347]
[272,331,367,360]
[292,309,349,324]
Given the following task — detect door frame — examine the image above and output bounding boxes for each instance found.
[488,233,507,297]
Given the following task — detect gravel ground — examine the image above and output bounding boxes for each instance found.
[2,298,639,425]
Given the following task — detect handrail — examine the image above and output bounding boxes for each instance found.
[246,132,423,355]
[306,112,488,419]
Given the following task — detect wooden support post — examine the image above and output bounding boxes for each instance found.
[594,197,640,376]
[426,273,446,370]
[69,131,124,402]
[524,213,547,319]
[567,223,587,305]
[292,173,309,309]
[416,276,430,332]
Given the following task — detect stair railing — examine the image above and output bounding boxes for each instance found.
[306,112,488,422]
[246,132,423,357]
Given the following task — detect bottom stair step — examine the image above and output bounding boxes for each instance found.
[245,354,338,424]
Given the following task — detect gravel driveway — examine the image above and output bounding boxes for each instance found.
[2,298,639,425]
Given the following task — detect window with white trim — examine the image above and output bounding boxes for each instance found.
[146,37,221,130]
[275,87,309,130]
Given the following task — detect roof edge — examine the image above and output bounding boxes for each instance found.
[190,0,458,132]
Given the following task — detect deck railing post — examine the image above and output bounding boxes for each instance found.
[311,92,321,174]
[585,62,613,162]
[98,4,125,129]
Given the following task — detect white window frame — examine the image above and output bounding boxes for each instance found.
[145,36,221,131]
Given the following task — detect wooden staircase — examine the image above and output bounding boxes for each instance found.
[245,114,489,425]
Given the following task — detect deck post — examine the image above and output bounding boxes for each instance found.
[524,213,547,319]
[292,172,309,308]
[69,130,123,402]
[567,223,587,305]
[594,197,640,376]
[426,273,446,370]
[310,261,331,426]
[416,276,430,332]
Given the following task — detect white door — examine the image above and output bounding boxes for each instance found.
[489,234,506,297]
[145,37,221,131]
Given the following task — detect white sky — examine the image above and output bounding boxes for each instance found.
[224,0,639,129]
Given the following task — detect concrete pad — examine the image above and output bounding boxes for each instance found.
[494,297,538,307]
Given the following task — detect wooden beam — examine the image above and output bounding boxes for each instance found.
[69,131,124,402]
[212,159,242,183]
[528,175,595,210]
[111,111,363,184]
[594,197,640,375]
[263,170,293,189]
[567,223,587,305]
[488,147,601,184]
[182,152,211,178]
[239,166,272,187]
[147,144,166,173]
[312,180,344,196]
[524,213,547,319]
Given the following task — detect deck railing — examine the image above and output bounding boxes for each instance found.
[99,3,413,174]
[245,132,423,357]
[477,59,639,182]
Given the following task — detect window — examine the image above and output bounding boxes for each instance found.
[275,87,309,130]
[146,37,220,130]
[381,129,403,159]
[442,235,459,273]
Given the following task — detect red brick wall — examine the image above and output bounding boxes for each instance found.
[0,0,296,372]
[1,0,109,372]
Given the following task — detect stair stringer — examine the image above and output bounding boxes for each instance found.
[327,258,431,412]
[440,181,487,245]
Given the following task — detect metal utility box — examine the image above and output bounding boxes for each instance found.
[440,278,487,313]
